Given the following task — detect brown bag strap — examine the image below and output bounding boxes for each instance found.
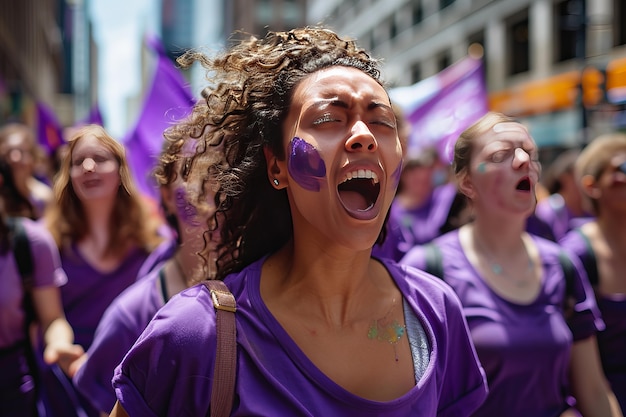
[202,280,237,417]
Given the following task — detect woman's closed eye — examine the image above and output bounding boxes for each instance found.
[490,149,513,163]
[312,113,341,125]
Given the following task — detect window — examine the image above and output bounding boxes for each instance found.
[508,12,530,75]
[615,0,626,46]
[555,0,584,62]
[440,0,455,11]
[412,1,423,26]
[438,52,451,71]
[390,16,398,40]
[411,63,421,84]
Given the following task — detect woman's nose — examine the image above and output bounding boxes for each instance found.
[82,158,96,172]
[345,120,377,152]
[513,148,530,168]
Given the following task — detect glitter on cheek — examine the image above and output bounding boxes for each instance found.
[174,187,201,226]
[287,137,326,192]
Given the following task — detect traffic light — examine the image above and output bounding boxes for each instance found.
[581,66,607,107]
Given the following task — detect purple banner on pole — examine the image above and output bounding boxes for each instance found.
[35,101,64,155]
[391,56,488,164]
[78,104,104,126]
[122,35,195,200]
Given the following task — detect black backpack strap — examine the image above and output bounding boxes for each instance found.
[575,228,599,286]
[423,243,444,279]
[8,217,35,324]
[558,250,575,298]
[8,217,35,288]
[6,217,40,393]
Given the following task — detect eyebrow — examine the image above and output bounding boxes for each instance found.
[310,98,391,111]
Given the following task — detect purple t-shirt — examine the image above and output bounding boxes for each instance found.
[60,245,149,350]
[535,194,593,241]
[136,237,176,280]
[0,218,67,348]
[113,256,488,416]
[401,230,603,417]
[560,229,626,412]
[73,267,165,413]
[374,183,457,262]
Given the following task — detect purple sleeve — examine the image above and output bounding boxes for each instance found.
[558,234,605,339]
[23,218,67,288]
[73,272,163,413]
[112,285,215,416]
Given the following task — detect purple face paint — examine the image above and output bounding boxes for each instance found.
[287,137,326,192]
[391,160,403,190]
[174,187,201,226]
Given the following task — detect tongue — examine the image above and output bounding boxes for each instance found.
[339,190,369,211]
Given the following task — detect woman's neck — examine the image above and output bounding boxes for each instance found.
[470,215,526,253]
[596,211,626,243]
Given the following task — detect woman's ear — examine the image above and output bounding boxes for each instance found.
[263,146,288,189]
[457,171,475,200]
[580,174,601,199]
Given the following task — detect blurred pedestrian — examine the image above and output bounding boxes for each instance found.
[560,132,626,413]
[372,105,468,261]
[401,112,621,417]
[1,158,83,417]
[73,120,224,415]
[534,148,593,240]
[40,124,164,417]
[0,122,53,219]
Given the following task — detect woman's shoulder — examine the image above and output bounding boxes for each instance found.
[107,269,163,321]
[382,257,462,307]
[20,217,57,249]
[400,229,461,267]
[134,283,219,353]
[531,232,580,264]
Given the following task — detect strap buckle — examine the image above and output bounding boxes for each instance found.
[210,289,237,313]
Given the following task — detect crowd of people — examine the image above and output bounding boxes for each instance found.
[0,25,624,417]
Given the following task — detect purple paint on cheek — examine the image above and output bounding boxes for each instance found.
[287,137,326,192]
[391,161,403,189]
[174,187,201,226]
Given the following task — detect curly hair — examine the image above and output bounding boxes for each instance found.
[45,124,163,257]
[169,27,383,279]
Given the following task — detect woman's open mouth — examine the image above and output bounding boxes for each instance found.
[515,176,531,192]
[338,169,381,218]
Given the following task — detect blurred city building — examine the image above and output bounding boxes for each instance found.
[310,0,626,159]
[0,0,307,137]
[3,0,624,158]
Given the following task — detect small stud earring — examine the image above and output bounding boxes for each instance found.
[273,178,279,186]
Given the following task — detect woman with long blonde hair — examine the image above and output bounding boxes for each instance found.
[41,124,163,417]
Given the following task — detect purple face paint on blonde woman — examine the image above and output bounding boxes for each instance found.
[287,137,327,192]
[174,186,201,226]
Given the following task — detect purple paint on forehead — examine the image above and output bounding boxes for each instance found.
[287,137,326,192]
[174,187,201,227]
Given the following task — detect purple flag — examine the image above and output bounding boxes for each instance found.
[35,101,64,155]
[390,56,488,164]
[78,104,104,126]
[122,35,195,200]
